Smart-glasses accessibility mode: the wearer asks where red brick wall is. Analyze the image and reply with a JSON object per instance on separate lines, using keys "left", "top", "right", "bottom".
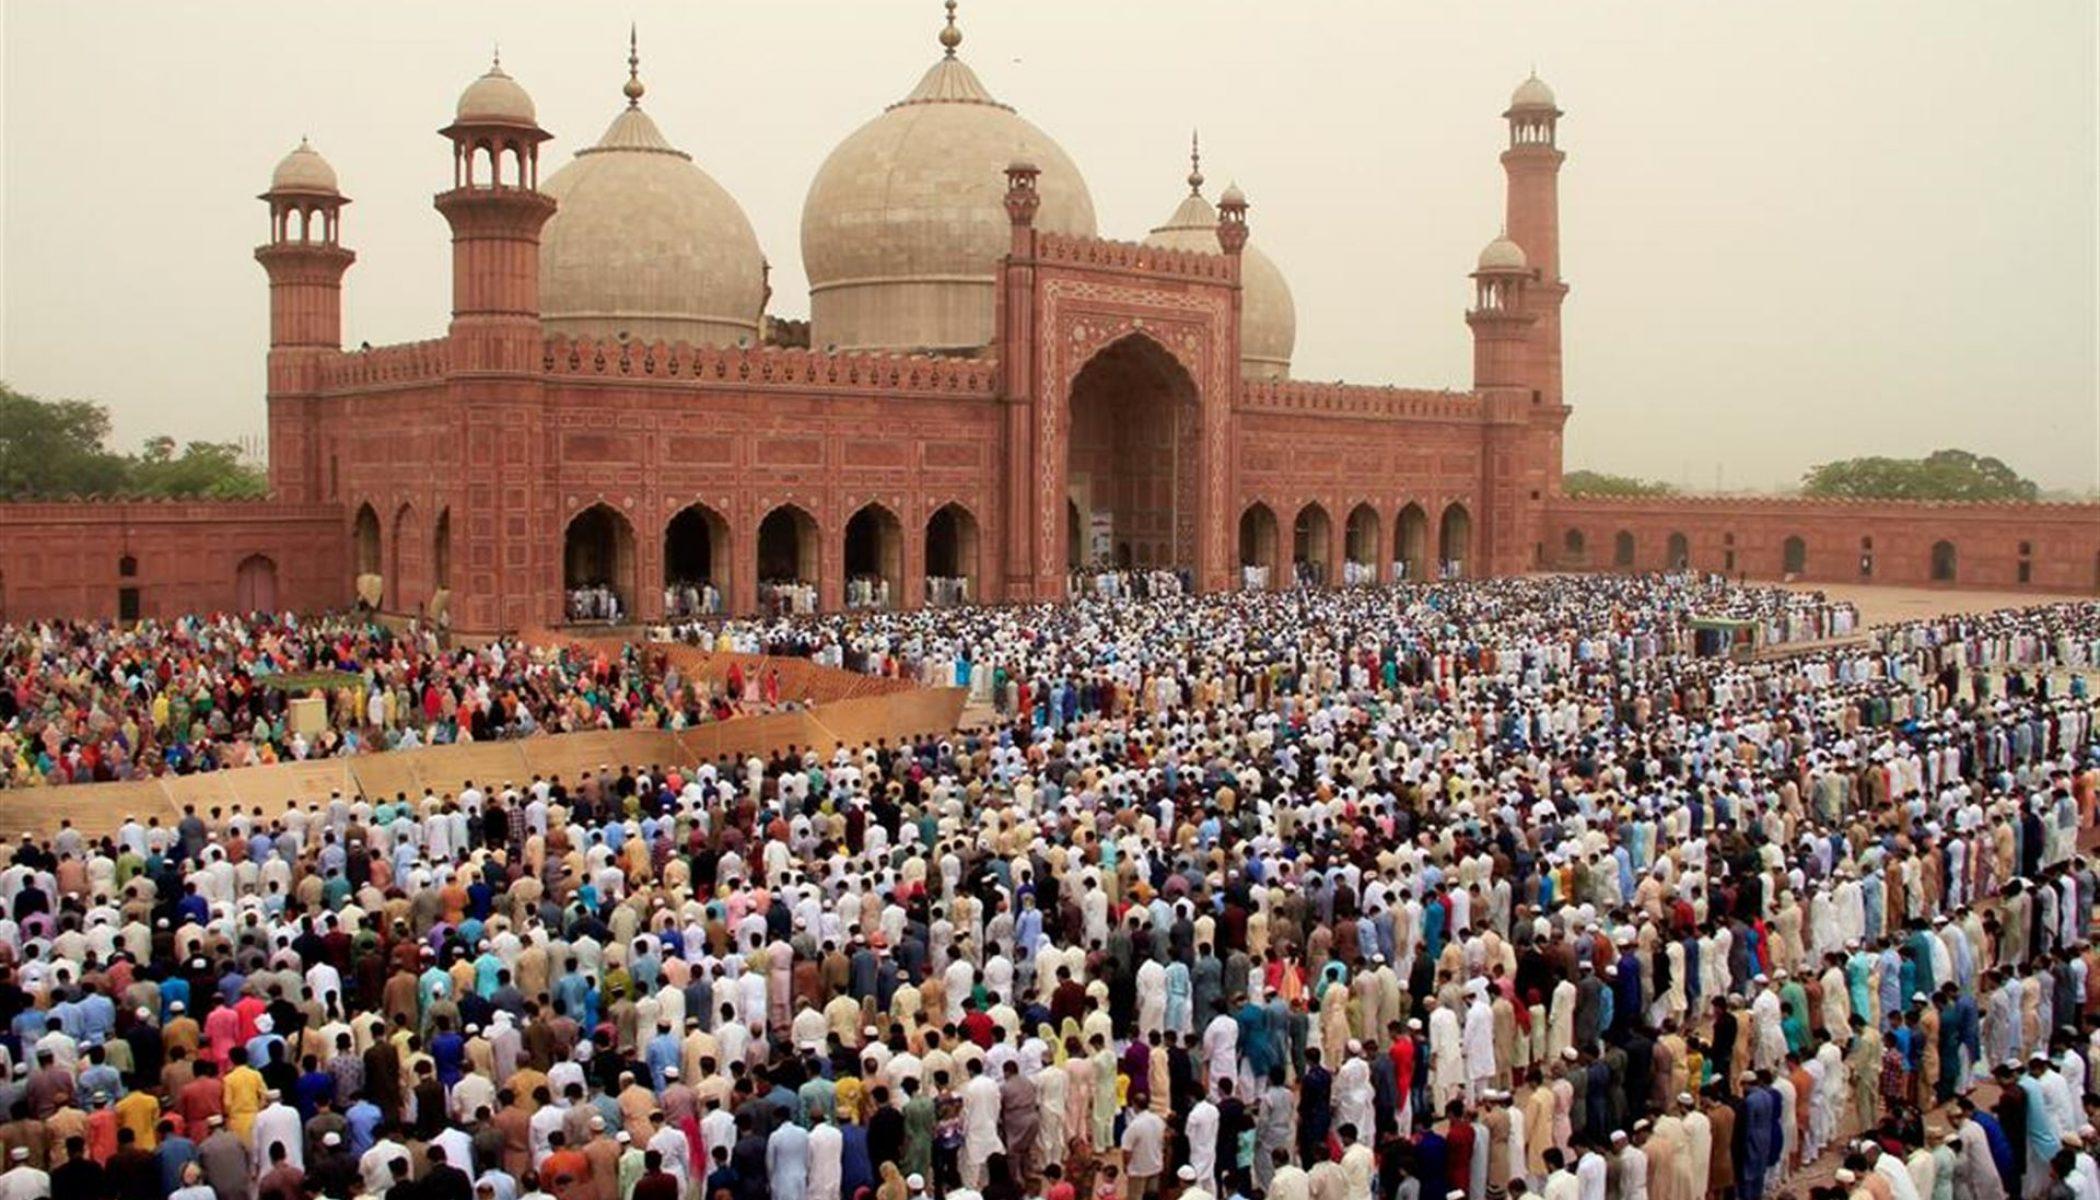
{"left": 1544, "top": 496, "right": 2100, "bottom": 592}
{"left": 0, "top": 501, "right": 344, "bottom": 622}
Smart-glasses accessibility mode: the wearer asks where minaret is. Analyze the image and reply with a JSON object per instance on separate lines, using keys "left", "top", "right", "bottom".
{"left": 1465, "top": 231, "right": 1537, "bottom": 389}
{"left": 998, "top": 157, "right": 1041, "bottom": 602}
{"left": 1501, "top": 73, "right": 1566, "bottom": 406}
{"left": 434, "top": 55, "right": 556, "bottom": 373}
{"left": 256, "top": 139, "right": 354, "bottom": 502}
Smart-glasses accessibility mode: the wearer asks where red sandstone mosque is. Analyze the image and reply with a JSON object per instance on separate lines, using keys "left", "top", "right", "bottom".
{"left": 1, "top": 8, "right": 2094, "bottom": 628}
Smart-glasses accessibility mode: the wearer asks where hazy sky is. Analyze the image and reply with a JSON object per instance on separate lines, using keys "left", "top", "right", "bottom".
{"left": 3, "top": 1, "right": 2094, "bottom": 491}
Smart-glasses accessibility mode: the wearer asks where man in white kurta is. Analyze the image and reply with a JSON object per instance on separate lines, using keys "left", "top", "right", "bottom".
{"left": 1430, "top": 1000, "right": 1466, "bottom": 1110}
{"left": 807, "top": 1120, "right": 842, "bottom": 1200}
{"left": 961, "top": 1062, "right": 1004, "bottom": 1188}
{"left": 1463, "top": 983, "right": 1498, "bottom": 1103}
{"left": 1204, "top": 1012, "right": 1240, "bottom": 1097}
{"left": 250, "top": 1093, "right": 304, "bottom": 1172}
{"left": 1185, "top": 1095, "right": 1221, "bottom": 1197}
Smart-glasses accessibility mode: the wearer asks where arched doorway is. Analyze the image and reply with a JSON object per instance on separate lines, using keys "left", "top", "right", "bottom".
{"left": 925, "top": 503, "right": 980, "bottom": 607}
{"left": 389, "top": 503, "right": 423, "bottom": 613}
{"left": 1562, "top": 528, "right": 1587, "bottom": 566}
{"left": 431, "top": 509, "right": 452, "bottom": 592}
{"left": 352, "top": 503, "right": 381, "bottom": 606}
{"left": 1667, "top": 532, "right": 1690, "bottom": 570}
{"left": 1293, "top": 503, "right": 1333, "bottom": 587}
{"left": 1614, "top": 530, "right": 1636, "bottom": 569}
{"left": 1930, "top": 540, "right": 1957, "bottom": 582}
{"left": 563, "top": 503, "right": 637, "bottom": 623}
{"left": 1395, "top": 503, "right": 1429, "bottom": 581}
{"left": 843, "top": 503, "right": 903, "bottom": 609}
{"left": 1782, "top": 535, "right": 1807, "bottom": 576}
{"left": 757, "top": 505, "right": 819, "bottom": 614}
{"left": 1438, "top": 503, "right": 1472, "bottom": 579}
{"left": 1066, "top": 334, "right": 1200, "bottom": 577}
{"left": 1344, "top": 504, "right": 1382, "bottom": 585}
{"left": 1065, "top": 499, "right": 1085, "bottom": 571}
{"left": 235, "top": 555, "right": 278, "bottom": 614}
{"left": 664, "top": 504, "right": 728, "bottom": 618}
{"left": 1238, "top": 503, "right": 1280, "bottom": 589}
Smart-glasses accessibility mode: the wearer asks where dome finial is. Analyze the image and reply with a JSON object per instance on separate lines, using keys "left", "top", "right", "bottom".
{"left": 491, "top": 42, "right": 501, "bottom": 71}
{"left": 1187, "top": 129, "right": 1204, "bottom": 196}
{"left": 939, "top": 0, "right": 962, "bottom": 57}
{"left": 624, "top": 23, "right": 645, "bottom": 107}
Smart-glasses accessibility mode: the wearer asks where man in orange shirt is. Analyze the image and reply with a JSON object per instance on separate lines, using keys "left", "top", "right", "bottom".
{"left": 539, "top": 1130, "right": 593, "bottom": 1200}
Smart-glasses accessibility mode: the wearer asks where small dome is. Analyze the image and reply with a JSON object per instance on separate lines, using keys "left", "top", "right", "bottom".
{"left": 1476, "top": 233, "right": 1528, "bottom": 272}
{"left": 1145, "top": 184, "right": 1295, "bottom": 380}
{"left": 456, "top": 61, "right": 537, "bottom": 126}
{"left": 801, "top": 9, "right": 1096, "bottom": 352}
{"left": 540, "top": 76, "right": 767, "bottom": 348}
{"left": 1510, "top": 73, "right": 1557, "bottom": 111}
{"left": 270, "top": 138, "right": 338, "bottom": 194}
{"left": 1219, "top": 182, "right": 1247, "bottom": 208}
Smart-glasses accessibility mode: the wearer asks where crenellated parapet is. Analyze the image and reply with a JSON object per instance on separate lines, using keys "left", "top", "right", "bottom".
{"left": 318, "top": 339, "right": 451, "bottom": 393}
{"left": 1034, "top": 232, "right": 1235, "bottom": 282}
{"left": 540, "top": 336, "right": 1002, "bottom": 397}
{"left": 1240, "top": 379, "right": 1482, "bottom": 423}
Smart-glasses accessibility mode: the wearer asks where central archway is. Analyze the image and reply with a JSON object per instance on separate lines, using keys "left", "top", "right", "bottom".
{"left": 664, "top": 504, "right": 728, "bottom": 617}
{"left": 235, "top": 555, "right": 278, "bottom": 614}
{"left": 757, "top": 505, "right": 819, "bottom": 614}
{"left": 843, "top": 503, "right": 903, "bottom": 610}
{"left": 1066, "top": 334, "right": 1200, "bottom": 575}
{"left": 564, "top": 503, "right": 636, "bottom": 623}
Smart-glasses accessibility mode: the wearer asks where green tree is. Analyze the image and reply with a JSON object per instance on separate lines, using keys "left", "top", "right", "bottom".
{"left": 127, "top": 437, "right": 268, "bottom": 499}
{"left": 0, "top": 385, "right": 130, "bottom": 497}
{"left": 0, "top": 382, "right": 266, "bottom": 499}
{"left": 1562, "top": 469, "right": 1678, "bottom": 497}
{"left": 1800, "top": 449, "right": 2038, "bottom": 502}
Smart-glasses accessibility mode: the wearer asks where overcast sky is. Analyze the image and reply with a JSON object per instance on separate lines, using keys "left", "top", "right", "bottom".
{"left": 2, "top": 1, "right": 2094, "bottom": 492}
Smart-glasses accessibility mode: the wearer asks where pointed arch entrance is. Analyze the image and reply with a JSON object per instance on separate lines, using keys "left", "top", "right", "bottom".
{"left": 843, "top": 503, "right": 903, "bottom": 610}
{"left": 1667, "top": 532, "right": 1690, "bottom": 570}
{"left": 757, "top": 505, "right": 819, "bottom": 614}
{"left": 352, "top": 503, "right": 381, "bottom": 606}
{"left": 1237, "top": 503, "right": 1281, "bottom": 589}
{"left": 1438, "top": 503, "right": 1472, "bottom": 579}
{"left": 1065, "top": 333, "right": 1201, "bottom": 577}
{"left": 235, "top": 555, "right": 279, "bottom": 614}
{"left": 925, "top": 503, "right": 980, "bottom": 607}
{"left": 563, "top": 503, "right": 636, "bottom": 623}
{"left": 1343, "top": 504, "right": 1382, "bottom": 585}
{"left": 1395, "top": 503, "right": 1429, "bottom": 581}
{"left": 1293, "top": 503, "right": 1333, "bottom": 587}
{"left": 389, "top": 503, "right": 423, "bottom": 613}
{"left": 664, "top": 504, "right": 729, "bottom": 617}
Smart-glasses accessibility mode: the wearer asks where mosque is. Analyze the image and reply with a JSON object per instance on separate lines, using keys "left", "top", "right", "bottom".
{"left": 0, "top": 6, "right": 2091, "bottom": 628}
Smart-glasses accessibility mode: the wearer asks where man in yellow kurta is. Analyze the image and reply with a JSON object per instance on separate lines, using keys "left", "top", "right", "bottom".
{"left": 221, "top": 1053, "right": 266, "bottom": 1139}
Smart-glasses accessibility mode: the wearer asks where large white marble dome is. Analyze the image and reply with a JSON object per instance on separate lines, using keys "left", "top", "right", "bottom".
{"left": 538, "top": 61, "right": 767, "bottom": 347}
{"left": 800, "top": 10, "right": 1096, "bottom": 353}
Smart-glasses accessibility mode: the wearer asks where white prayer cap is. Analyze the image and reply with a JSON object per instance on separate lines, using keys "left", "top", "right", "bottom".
{"left": 1676, "top": 1093, "right": 1693, "bottom": 1105}
{"left": 1610, "top": 1131, "right": 1628, "bottom": 1144}
{"left": 1561, "top": 1047, "right": 1579, "bottom": 1061}
{"left": 907, "top": 1176, "right": 926, "bottom": 1191}
{"left": 1835, "top": 1171, "right": 1857, "bottom": 1184}
{"left": 324, "top": 1133, "right": 342, "bottom": 1147}
{"left": 1179, "top": 1168, "right": 1198, "bottom": 1182}
{"left": 616, "top": 1132, "right": 631, "bottom": 1144}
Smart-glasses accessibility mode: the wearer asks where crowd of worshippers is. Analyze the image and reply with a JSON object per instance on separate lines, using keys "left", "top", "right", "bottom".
{"left": 0, "top": 579, "right": 2093, "bottom": 1200}
{"left": 0, "top": 614, "right": 782, "bottom": 789}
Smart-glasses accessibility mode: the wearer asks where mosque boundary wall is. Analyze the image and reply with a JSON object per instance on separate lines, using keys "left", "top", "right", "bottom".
{"left": 1544, "top": 495, "right": 2100, "bottom": 593}
{"left": 1, "top": 685, "right": 967, "bottom": 839}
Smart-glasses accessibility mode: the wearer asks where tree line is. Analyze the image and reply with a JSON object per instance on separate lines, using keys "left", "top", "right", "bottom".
{"left": 1564, "top": 448, "right": 2041, "bottom": 502}
{"left": 0, "top": 383, "right": 266, "bottom": 500}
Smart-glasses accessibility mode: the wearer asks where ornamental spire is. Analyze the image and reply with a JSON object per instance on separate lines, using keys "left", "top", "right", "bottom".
{"left": 1188, "top": 129, "right": 1204, "bottom": 196}
{"left": 939, "top": 0, "right": 961, "bottom": 57}
{"left": 624, "top": 23, "right": 645, "bottom": 107}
